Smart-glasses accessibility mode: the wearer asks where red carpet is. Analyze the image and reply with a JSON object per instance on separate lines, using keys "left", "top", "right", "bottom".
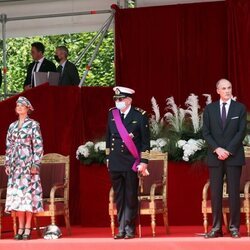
{"left": 1, "top": 226, "right": 250, "bottom": 250}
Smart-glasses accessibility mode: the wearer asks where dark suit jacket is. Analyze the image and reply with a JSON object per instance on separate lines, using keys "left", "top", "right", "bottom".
{"left": 202, "top": 100, "right": 247, "bottom": 166}
{"left": 57, "top": 60, "right": 80, "bottom": 86}
{"left": 23, "top": 58, "right": 56, "bottom": 87}
{"left": 106, "top": 106, "right": 150, "bottom": 172}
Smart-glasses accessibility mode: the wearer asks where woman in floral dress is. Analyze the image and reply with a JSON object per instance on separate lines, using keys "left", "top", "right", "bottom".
{"left": 5, "top": 96, "right": 43, "bottom": 240}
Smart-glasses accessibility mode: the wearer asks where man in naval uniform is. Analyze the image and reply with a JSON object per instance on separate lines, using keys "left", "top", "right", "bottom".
{"left": 106, "top": 86, "right": 150, "bottom": 239}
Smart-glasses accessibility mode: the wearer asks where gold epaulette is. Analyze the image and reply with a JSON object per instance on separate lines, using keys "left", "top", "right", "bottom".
{"left": 135, "top": 107, "right": 146, "bottom": 115}
{"left": 109, "top": 107, "right": 116, "bottom": 111}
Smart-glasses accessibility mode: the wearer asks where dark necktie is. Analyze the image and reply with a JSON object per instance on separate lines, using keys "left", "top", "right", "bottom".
{"left": 221, "top": 102, "right": 227, "bottom": 128}
{"left": 121, "top": 113, "right": 125, "bottom": 122}
{"left": 57, "top": 65, "right": 63, "bottom": 74}
{"left": 33, "top": 61, "right": 39, "bottom": 72}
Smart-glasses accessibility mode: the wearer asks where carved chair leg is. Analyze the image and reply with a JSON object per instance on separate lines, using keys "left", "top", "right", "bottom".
{"left": 33, "top": 216, "right": 41, "bottom": 237}
{"left": 203, "top": 212, "right": 208, "bottom": 234}
{"left": 151, "top": 213, "right": 156, "bottom": 237}
{"left": 163, "top": 210, "right": 169, "bottom": 234}
{"left": 64, "top": 207, "right": 71, "bottom": 235}
{"left": 223, "top": 213, "right": 229, "bottom": 232}
{"left": 51, "top": 212, "right": 56, "bottom": 226}
{"left": 246, "top": 211, "right": 250, "bottom": 237}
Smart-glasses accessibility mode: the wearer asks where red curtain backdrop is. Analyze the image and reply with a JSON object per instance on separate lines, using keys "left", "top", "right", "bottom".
{"left": 114, "top": 2, "right": 228, "bottom": 111}
{"left": 227, "top": 0, "right": 250, "bottom": 107}
{"left": 1, "top": 0, "right": 250, "bottom": 228}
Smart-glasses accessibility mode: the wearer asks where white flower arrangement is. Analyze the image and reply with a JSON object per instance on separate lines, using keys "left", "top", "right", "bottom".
{"left": 76, "top": 141, "right": 106, "bottom": 164}
{"left": 177, "top": 139, "right": 206, "bottom": 162}
{"left": 150, "top": 138, "right": 168, "bottom": 152}
{"left": 76, "top": 92, "right": 250, "bottom": 165}
{"left": 94, "top": 141, "right": 106, "bottom": 152}
{"left": 76, "top": 141, "right": 94, "bottom": 159}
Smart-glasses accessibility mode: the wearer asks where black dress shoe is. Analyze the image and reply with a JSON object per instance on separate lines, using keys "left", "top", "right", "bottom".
{"left": 114, "top": 233, "right": 125, "bottom": 239}
{"left": 124, "top": 233, "right": 135, "bottom": 239}
{"left": 230, "top": 230, "right": 240, "bottom": 238}
{"left": 204, "top": 230, "right": 223, "bottom": 239}
{"left": 22, "top": 228, "right": 32, "bottom": 240}
{"left": 14, "top": 228, "right": 24, "bottom": 240}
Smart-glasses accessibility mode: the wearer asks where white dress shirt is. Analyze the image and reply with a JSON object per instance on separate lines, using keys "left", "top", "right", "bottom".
{"left": 121, "top": 105, "right": 131, "bottom": 119}
{"left": 32, "top": 57, "right": 44, "bottom": 73}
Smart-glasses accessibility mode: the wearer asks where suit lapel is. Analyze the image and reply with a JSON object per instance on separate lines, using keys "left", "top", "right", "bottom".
{"left": 224, "top": 100, "right": 236, "bottom": 130}
{"left": 39, "top": 59, "right": 45, "bottom": 72}
{"left": 215, "top": 101, "right": 223, "bottom": 129}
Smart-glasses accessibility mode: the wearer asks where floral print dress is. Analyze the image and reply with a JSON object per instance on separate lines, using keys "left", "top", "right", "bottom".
{"left": 5, "top": 117, "right": 44, "bottom": 213}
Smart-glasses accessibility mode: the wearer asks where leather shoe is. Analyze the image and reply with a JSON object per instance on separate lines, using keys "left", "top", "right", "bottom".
{"left": 204, "top": 230, "right": 223, "bottom": 239}
{"left": 124, "top": 233, "right": 135, "bottom": 239}
{"left": 230, "top": 230, "right": 240, "bottom": 238}
{"left": 114, "top": 233, "right": 125, "bottom": 239}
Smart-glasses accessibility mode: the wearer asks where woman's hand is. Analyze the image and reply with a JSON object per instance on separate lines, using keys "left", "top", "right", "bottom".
{"left": 5, "top": 166, "right": 10, "bottom": 176}
{"left": 31, "top": 166, "right": 39, "bottom": 175}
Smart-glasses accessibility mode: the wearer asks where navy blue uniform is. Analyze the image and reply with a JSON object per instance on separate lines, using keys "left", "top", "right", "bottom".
{"left": 106, "top": 106, "right": 150, "bottom": 235}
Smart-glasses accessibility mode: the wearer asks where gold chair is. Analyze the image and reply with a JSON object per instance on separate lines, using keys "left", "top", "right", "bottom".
{"left": 12, "top": 153, "right": 71, "bottom": 236}
{"left": 202, "top": 146, "right": 250, "bottom": 235}
{"left": 109, "top": 151, "right": 169, "bottom": 237}
{"left": 0, "top": 155, "right": 8, "bottom": 239}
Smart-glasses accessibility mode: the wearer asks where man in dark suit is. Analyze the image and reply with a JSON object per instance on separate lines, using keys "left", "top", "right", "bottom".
{"left": 202, "top": 79, "right": 247, "bottom": 238}
{"left": 106, "top": 86, "right": 150, "bottom": 239}
{"left": 54, "top": 46, "right": 80, "bottom": 86}
{"left": 23, "top": 42, "right": 56, "bottom": 90}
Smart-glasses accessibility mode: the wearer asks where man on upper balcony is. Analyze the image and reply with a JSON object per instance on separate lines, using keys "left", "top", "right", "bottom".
{"left": 54, "top": 46, "right": 80, "bottom": 86}
{"left": 23, "top": 42, "right": 56, "bottom": 91}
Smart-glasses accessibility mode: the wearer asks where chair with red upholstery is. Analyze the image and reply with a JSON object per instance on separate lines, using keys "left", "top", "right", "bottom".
{"left": 31, "top": 153, "right": 71, "bottom": 235}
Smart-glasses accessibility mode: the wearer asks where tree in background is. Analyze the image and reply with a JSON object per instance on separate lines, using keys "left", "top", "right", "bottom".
{"left": 0, "top": 30, "right": 114, "bottom": 95}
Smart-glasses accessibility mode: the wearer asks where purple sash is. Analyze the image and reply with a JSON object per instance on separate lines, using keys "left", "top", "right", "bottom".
{"left": 112, "top": 109, "right": 140, "bottom": 172}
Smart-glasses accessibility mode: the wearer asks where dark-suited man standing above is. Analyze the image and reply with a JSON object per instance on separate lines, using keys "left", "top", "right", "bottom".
{"left": 23, "top": 42, "right": 56, "bottom": 90}
{"left": 202, "top": 79, "right": 247, "bottom": 239}
{"left": 54, "top": 46, "right": 80, "bottom": 86}
{"left": 106, "top": 86, "right": 150, "bottom": 239}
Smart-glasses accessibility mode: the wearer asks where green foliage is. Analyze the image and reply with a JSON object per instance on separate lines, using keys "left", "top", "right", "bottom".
{"left": 0, "top": 31, "right": 115, "bottom": 95}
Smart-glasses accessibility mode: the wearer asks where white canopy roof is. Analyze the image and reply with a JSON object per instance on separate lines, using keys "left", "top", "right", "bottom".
{"left": 0, "top": 0, "right": 224, "bottom": 38}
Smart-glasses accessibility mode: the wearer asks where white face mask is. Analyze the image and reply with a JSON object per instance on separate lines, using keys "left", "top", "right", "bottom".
{"left": 115, "top": 101, "right": 126, "bottom": 110}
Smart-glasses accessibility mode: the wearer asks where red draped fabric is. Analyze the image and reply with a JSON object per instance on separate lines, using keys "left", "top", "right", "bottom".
{"left": 1, "top": 0, "right": 250, "bottom": 228}
{"left": 114, "top": 2, "right": 228, "bottom": 111}
{"left": 114, "top": 1, "right": 250, "bottom": 110}
{"left": 227, "top": 0, "right": 250, "bottom": 107}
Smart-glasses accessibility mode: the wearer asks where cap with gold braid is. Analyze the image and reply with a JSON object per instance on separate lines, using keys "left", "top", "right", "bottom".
{"left": 113, "top": 86, "right": 135, "bottom": 99}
